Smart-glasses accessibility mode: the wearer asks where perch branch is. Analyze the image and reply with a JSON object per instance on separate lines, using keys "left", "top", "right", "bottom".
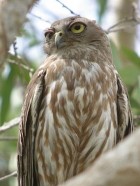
{"left": 1, "top": 127, "right": 140, "bottom": 184}
{"left": 59, "top": 128, "right": 140, "bottom": 186}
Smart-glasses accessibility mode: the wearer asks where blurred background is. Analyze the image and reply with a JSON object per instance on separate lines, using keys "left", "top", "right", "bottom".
{"left": 0, "top": 0, "right": 140, "bottom": 185}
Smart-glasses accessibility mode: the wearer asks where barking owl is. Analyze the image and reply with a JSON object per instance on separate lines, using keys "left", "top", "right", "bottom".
{"left": 17, "top": 16, "right": 133, "bottom": 186}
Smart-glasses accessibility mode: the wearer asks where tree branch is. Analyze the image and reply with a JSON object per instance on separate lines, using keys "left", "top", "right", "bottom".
{"left": 106, "top": 2, "right": 140, "bottom": 34}
{"left": 59, "top": 128, "right": 140, "bottom": 186}
{"left": 0, "top": 0, "right": 38, "bottom": 68}
{"left": 1, "top": 124, "right": 140, "bottom": 184}
{"left": 0, "top": 171, "right": 17, "bottom": 182}
{"left": 8, "top": 56, "right": 34, "bottom": 74}
{"left": 30, "top": 12, "right": 51, "bottom": 23}
{"left": 0, "top": 117, "right": 20, "bottom": 134}
{"left": 56, "top": 0, "right": 79, "bottom": 16}
{"left": 0, "top": 137, "right": 18, "bottom": 141}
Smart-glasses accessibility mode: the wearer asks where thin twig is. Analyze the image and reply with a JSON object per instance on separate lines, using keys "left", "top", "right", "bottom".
{"left": 56, "top": 0, "right": 79, "bottom": 16}
{"left": 0, "top": 117, "right": 20, "bottom": 134}
{"left": 30, "top": 12, "right": 51, "bottom": 23}
{"left": 106, "top": 2, "right": 140, "bottom": 34}
{"left": 0, "top": 137, "right": 18, "bottom": 141}
{"left": 0, "top": 171, "right": 17, "bottom": 182}
{"left": 8, "top": 57, "right": 34, "bottom": 74}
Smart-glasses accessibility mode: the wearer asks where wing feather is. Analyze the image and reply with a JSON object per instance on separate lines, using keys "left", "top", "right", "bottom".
{"left": 117, "top": 75, "right": 133, "bottom": 142}
{"left": 17, "top": 68, "right": 46, "bottom": 186}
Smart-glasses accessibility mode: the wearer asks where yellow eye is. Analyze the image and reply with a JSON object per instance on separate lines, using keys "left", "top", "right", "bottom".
{"left": 70, "top": 23, "right": 85, "bottom": 34}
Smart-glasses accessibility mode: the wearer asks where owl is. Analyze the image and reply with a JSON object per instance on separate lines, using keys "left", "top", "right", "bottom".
{"left": 17, "top": 16, "right": 133, "bottom": 186}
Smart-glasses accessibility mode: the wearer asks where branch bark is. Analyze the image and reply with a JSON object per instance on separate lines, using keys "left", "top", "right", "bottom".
{"left": 59, "top": 128, "right": 140, "bottom": 186}
{"left": 0, "top": 0, "right": 38, "bottom": 68}
{"left": 0, "top": 117, "right": 20, "bottom": 134}
{"left": 0, "top": 171, "right": 17, "bottom": 182}
{"left": 106, "top": 2, "right": 140, "bottom": 34}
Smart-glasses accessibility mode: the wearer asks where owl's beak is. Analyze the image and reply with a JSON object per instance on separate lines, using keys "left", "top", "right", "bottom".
{"left": 55, "top": 31, "right": 65, "bottom": 49}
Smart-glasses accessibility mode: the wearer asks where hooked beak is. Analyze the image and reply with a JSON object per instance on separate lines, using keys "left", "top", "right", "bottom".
{"left": 55, "top": 30, "right": 65, "bottom": 49}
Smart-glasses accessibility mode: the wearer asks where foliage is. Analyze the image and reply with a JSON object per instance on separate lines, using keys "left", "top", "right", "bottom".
{"left": 112, "top": 43, "right": 140, "bottom": 115}
{"left": 96, "top": 0, "right": 108, "bottom": 23}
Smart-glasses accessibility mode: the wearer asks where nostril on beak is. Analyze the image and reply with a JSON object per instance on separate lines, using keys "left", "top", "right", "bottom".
{"left": 55, "top": 31, "right": 64, "bottom": 49}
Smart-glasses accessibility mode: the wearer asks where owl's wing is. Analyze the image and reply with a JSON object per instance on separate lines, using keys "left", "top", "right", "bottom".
{"left": 17, "top": 68, "right": 46, "bottom": 186}
{"left": 116, "top": 75, "right": 133, "bottom": 142}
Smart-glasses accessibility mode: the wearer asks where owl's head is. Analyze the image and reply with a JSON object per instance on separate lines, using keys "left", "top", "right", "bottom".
{"left": 44, "top": 16, "right": 111, "bottom": 59}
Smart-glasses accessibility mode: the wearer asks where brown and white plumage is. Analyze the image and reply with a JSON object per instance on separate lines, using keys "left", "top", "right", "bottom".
{"left": 17, "top": 16, "right": 133, "bottom": 186}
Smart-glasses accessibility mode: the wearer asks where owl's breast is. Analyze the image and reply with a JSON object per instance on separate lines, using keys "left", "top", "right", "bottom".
{"left": 44, "top": 58, "right": 114, "bottom": 121}
{"left": 35, "top": 58, "right": 117, "bottom": 183}
{"left": 39, "top": 57, "right": 117, "bottom": 133}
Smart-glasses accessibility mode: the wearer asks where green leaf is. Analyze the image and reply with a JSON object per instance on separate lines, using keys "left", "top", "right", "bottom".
{"left": 96, "top": 0, "right": 108, "bottom": 23}
{"left": 0, "top": 64, "right": 16, "bottom": 124}
{"left": 132, "top": 80, "right": 140, "bottom": 105}
{"left": 122, "top": 47, "right": 140, "bottom": 68}
{"left": 8, "top": 53, "right": 35, "bottom": 83}
{"left": 131, "top": 97, "right": 140, "bottom": 115}
{"left": 119, "top": 65, "right": 140, "bottom": 86}
{"left": 0, "top": 55, "right": 34, "bottom": 124}
{"left": 110, "top": 41, "right": 123, "bottom": 70}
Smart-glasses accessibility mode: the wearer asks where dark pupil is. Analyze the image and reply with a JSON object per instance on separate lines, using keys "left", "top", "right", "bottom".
{"left": 74, "top": 25, "right": 81, "bottom": 30}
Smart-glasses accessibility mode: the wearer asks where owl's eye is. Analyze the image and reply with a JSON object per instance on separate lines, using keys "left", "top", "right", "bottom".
{"left": 70, "top": 23, "right": 86, "bottom": 34}
{"left": 44, "top": 28, "right": 55, "bottom": 39}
